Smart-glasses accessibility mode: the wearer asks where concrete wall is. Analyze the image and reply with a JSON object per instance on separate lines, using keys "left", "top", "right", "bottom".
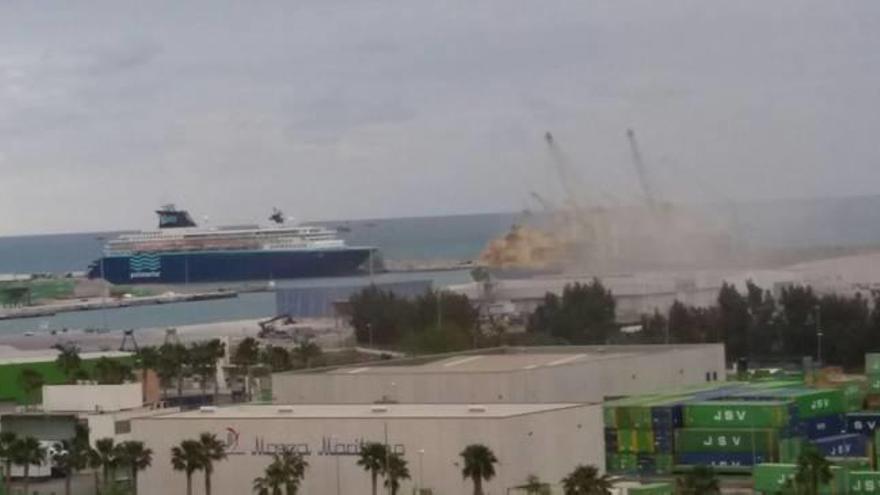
{"left": 273, "top": 345, "right": 725, "bottom": 404}
{"left": 132, "top": 404, "right": 601, "bottom": 495}
{"left": 43, "top": 383, "right": 142, "bottom": 412}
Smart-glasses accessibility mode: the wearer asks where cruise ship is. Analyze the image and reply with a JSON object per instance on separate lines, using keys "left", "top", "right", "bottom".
{"left": 88, "top": 205, "right": 380, "bottom": 284}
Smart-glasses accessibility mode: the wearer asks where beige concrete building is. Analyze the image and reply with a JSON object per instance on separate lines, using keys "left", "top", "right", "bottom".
{"left": 133, "top": 403, "right": 601, "bottom": 495}
{"left": 273, "top": 344, "right": 725, "bottom": 404}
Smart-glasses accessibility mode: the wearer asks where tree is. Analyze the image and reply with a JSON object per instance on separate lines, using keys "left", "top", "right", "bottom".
{"left": 561, "top": 465, "right": 611, "bottom": 495}
{"left": 171, "top": 439, "right": 204, "bottom": 495}
{"left": 517, "top": 474, "right": 552, "bottom": 495}
{"left": 293, "top": 341, "right": 322, "bottom": 369}
{"left": 94, "top": 438, "right": 119, "bottom": 491}
{"left": 460, "top": 444, "right": 498, "bottom": 495}
{"left": 527, "top": 280, "right": 616, "bottom": 344}
{"left": 357, "top": 442, "right": 388, "bottom": 495}
{"left": 157, "top": 343, "right": 189, "bottom": 398}
{"left": 675, "top": 465, "right": 720, "bottom": 495}
{"left": 189, "top": 340, "right": 224, "bottom": 397}
{"left": 261, "top": 345, "right": 293, "bottom": 372}
{"left": 384, "top": 452, "right": 410, "bottom": 495}
{"left": 232, "top": 338, "right": 261, "bottom": 400}
{"left": 115, "top": 440, "right": 153, "bottom": 495}
{"left": 349, "top": 286, "right": 413, "bottom": 345}
{"left": 718, "top": 282, "right": 750, "bottom": 360}
{"left": 93, "top": 357, "right": 134, "bottom": 385}
{"left": 18, "top": 367, "right": 44, "bottom": 406}
{"left": 0, "top": 431, "right": 17, "bottom": 495}
{"left": 793, "top": 445, "right": 833, "bottom": 495}
{"left": 52, "top": 424, "right": 91, "bottom": 495}
{"left": 253, "top": 450, "right": 307, "bottom": 495}
{"left": 12, "top": 436, "right": 46, "bottom": 495}
{"left": 54, "top": 342, "right": 86, "bottom": 383}
{"left": 199, "top": 432, "right": 227, "bottom": 495}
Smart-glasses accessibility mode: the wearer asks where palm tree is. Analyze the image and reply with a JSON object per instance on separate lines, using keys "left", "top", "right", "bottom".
{"left": 279, "top": 450, "right": 308, "bottom": 495}
{"left": 115, "top": 440, "right": 153, "bottom": 495}
{"left": 676, "top": 465, "right": 721, "bottom": 495}
{"left": 460, "top": 444, "right": 498, "bottom": 495}
{"left": 12, "top": 436, "right": 46, "bottom": 495}
{"left": 254, "top": 450, "right": 308, "bottom": 495}
{"left": 793, "top": 445, "right": 833, "bottom": 495}
{"left": 357, "top": 442, "right": 388, "bottom": 495}
{"left": 171, "top": 439, "right": 204, "bottom": 495}
{"left": 0, "top": 431, "right": 17, "bottom": 495}
{"left": 253, "top": 457, "right": 285, "bottom": 495}
{"left": 561, "top": 465, "right": 612, "bottom": 495}
{"left": 384, "top": 453, "right": 410, "bottom": 495}
{"left": 199, "top": 432, "right": 227, "bottom": 495}
{"left": 54, "top": 342, "right": 85, "bottom": 383}
{"left": 517, "top": 474, "right": 552, "bottom": 495}
{"left": 53, "top": 425, "right": 92, "bottom": 495}
{"left": 94, "top": 438, "right": 119, "bottom": 491}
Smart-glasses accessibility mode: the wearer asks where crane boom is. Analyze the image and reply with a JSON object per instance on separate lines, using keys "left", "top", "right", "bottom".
{"left": 626, "top": 128, "right": 658, "bottom": 209}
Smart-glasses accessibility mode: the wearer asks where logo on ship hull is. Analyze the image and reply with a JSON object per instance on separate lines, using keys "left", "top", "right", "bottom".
{"left": 129, "top": 253, "right": 161, "bottom": 279}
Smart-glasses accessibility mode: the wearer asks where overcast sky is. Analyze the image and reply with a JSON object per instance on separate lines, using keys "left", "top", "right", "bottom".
{"left": 1, "top": 0, "right": 878, "bottom": 234}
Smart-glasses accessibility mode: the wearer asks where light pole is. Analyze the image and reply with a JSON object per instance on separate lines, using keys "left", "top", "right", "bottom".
{"left": 417, "top": 449, "right": 425, "bottom": 494}
{"left": 96, "top": 236, "right": 108, "bottom": 331}
{"left": 815, "top": 304, "right": 823, "bottom": 366}
{"left": 331, "top": 435, "right": 341, "bottom": 495}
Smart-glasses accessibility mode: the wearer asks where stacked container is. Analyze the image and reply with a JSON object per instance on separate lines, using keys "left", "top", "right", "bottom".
{"left": 604, "top": 395, "right": 679, "bottom": 475}
{"left": 866, "top": 353, "right": 880, "bottom": 410}
{"left": 752, "top": 463, "right": 847, "bottom": 494}
{"left": 676, "top": 400, "right": 795, "bottom": 470}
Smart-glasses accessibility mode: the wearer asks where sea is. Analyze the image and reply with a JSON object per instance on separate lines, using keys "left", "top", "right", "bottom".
{"left": 2, "top": 195, "right": 880, "bottom": 336}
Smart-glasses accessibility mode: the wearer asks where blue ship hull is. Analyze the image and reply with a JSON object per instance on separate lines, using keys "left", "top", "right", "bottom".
{"left": 88, "top": 248, "right": 376, "bottom": 284}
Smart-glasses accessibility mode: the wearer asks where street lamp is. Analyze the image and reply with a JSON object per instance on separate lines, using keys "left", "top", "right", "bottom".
{"left": 330, "top": 435, "right": 341, "bottom": 495}
{"left": 815, "top": 304, "right": 823, "bottom": 366}
{"left": 417, "top": 449, "right": 425, "bottom": 494}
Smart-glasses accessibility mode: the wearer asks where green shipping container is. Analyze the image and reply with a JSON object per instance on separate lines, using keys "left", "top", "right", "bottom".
{"left": 617, "top": 429, "right": 655, "bottom": 454}
{"left": 867, "top": 353, "right": 880, "bottom": 375}
{"left": 842, "top": 382, "right": 867, "bottom": 411}
{"left": 766, "top": 388, "right": 847, "bottom": 419}
{"left": 627, "top": 483, "right": 673, "bottom": 495}
{"left": 779, "top": 437, "right": 804, "bottom": 464}
{"left": 868, "top": 375, "right": 880, "bottom": 393}
{"left": 674, "top": 428, "right": 779, "bottom": 453}
{"left": 753, "top": 463, "right": 846, "bottom": 494}
{"left": 683, "top": 401, "right": 792, "bottom": 428}
{"left": 830, "top": 457, "right": 872, "bottom": 471}
{"left": 848, "top": 470, "right": 880, "bottom": 493}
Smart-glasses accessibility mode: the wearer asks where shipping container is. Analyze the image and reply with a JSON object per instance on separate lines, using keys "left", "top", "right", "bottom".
{"left": 848, "top": 412, "right": 880, "bottom": 436}
{"left": 617, "top": 429, "right": 655, "bottom": 454}
{"left": 779, "top": 437, "right": 804, "bottom": 464}
{"left": 866, "top": 353, "right": 880, "bottom": 375}
{"left": 626, "top": 483, "right": 673, "bottom": 495}
{"left": 829, "top": 457, "right": 872, "bottom": 471}
{"left": 753, "top": 463, "right": 846, "bottom": 495}
{"left": 847, "top": 470, "right": 880, "bottom": 493}
{"left": 812, "top": 433, "right": 869, "bottom": 458}
{"left": 674, "top": 428, "right": 779, "bottom": 453}
{"left": 675, "top": 451, "right": 770, "bottom": 467}
{"left": 801, "top": 414, "right": 847, "bottom": 440}
{"left": 739, "top": 387, "right": 846, "bottom": 419}
{"left": 683, "top": 401, "right": 794, "bottom": 428}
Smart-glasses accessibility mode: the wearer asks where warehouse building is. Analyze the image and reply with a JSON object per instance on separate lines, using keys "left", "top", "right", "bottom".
{"left": 132, "top": 402, "right": 600, "bottom": 495}
{"left": 273, "top": 344, "right": 725, "bottom": 404}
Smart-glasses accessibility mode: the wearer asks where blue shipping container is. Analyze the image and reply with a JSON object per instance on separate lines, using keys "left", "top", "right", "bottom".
{"left": 676, "top": 452, "right": 769, "bottom": 467}
{"left": 811, "top": 433, "right": 868, "bottom": 457}
{"left": 605, "top": 428, "right": 618, "bottom": 450}
{"left": 651, "top": 405, "right": 684, "bottom": 428}
{"left": 801, "top": 414, "right": 847, "bottom": 440}
{"left": 847, "top": 412, "right": 880, "bottom": 436}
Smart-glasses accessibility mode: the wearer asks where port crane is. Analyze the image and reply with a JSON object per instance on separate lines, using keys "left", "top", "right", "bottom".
{"left": 626, "top": 128, "right": 660, "bottom": 210}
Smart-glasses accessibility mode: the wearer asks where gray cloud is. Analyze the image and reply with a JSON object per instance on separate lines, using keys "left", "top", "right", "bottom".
{"left": 0, "top": 0, "right": 879, "bottom": 234}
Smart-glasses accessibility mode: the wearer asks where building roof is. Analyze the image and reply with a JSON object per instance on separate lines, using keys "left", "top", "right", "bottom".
{"left": 281, "top": 344, "right": 721, "bottom": 376}
{"left": 138, "top": 403, "right": 592, "bottom": 420}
